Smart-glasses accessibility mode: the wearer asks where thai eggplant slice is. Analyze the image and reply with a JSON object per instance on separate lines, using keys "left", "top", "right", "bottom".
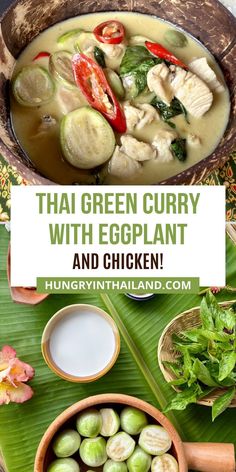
{"left": 60, "top": 107, "right": 115, "bottom": 169}
{"left": 13, "top": 65, "right": 55, "bottom": 107}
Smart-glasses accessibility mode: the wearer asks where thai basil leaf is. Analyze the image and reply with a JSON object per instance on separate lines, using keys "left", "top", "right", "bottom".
{"left": 162, "top": 360, "right": 183, "bottom": 378}
{"left": 218, "top": 351, "right": 236, "bottom": 382}
{"left": 206, "top": 291, "right": 222, "bottom": 320}
{"left": 183, "top": 349, "right": 192, "bottom": 378}
{"left": 173, "top": 334, "right": 206, "bottom": 354}
{"left": 94, "top": 46, "right": 106, "bottom": 68}
{"left": 198, "top": 387, "right": 215, "bottom": 400}
{"left": 169, "top": 378, "right": 188, "bottom": 386}
{"left": 151, "top": 96, "right": 189, "bottom": 128}
{"left": 194, "top": 359, "right": 219, "bottom": 387}
{"left": 215, "top": 309, "right": 235, "bottom": 333}
{"left": 206, "top": 360, "right": 236, "bottom": 386}
{"left": 172, "top": 333, "right": 189, "bottom": 344}
{"left": 197, "top": 328, "right": 231, "bottom": 343}
{"left": 200, "top": 296, "right": 215, "bottom": 330}
{"left": 163, "top": 384, "right": 201, "bottom": 412}
{"left": 186, "top": 343, "right": 207, "bottom": 355}
{"left": 165, "top": 120, "right": 176, "bottom": 129}
{"left": 120, "top": 45, "right": 160, "bottom": 75}
{"left": 218, "top": 376, "right": 236, "bottom": 387}
{"left": 181, "top": 329, "right": 208, "bottom": 349}
{"left": 212, "top": 387, "right": 235, "bottom": 421}
{"left": 151, "top": 97, "right": 185, "bottom": 128}
{"left": 170, "top": 138, "right": 187, "bottom": 162}
{"left": 187, "top": 359, "right": 198, "bottom": 386}
{"left": 120, "top": 46, "right": 161, "bottom": 96}
{"left": 180, "top": 329, "right": 202, "bottom": 342}
{"left": 132, "top": 60, "right": 158, "bottom": 95}
{"left": 178, "top": 100, "right": 189, "bottom": 124}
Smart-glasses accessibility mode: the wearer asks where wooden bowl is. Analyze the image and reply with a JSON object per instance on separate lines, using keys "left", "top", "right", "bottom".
{"left": 0, "top": 0, "right": 236, "bottom": 185}
{"left": 158, "top": 300, "right": 236, "bottom": 407}
{"left": 34, "top": 393, "right": 235, "bottom": 472}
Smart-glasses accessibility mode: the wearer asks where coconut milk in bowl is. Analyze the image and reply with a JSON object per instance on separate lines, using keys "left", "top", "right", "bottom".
{"left": 42, "top": 304, "right": 120, "bottom": 382}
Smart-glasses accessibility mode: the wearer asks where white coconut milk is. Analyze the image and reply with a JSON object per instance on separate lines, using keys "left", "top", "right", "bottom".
{"left": 49, "top": 309, "right": 116, "bottom": 377}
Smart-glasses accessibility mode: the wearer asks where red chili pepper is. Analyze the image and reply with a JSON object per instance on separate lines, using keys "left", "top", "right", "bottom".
{"left": 145, "top": 41, "right": 188, "bottom": 70}
{"left": 93, "top": 20, "right": 125, "bottom": 44}
{"left": 33, "top": 51, "right": 50, "bottom": 61}
{"left": 72, "top": 53, "right": 126, "bottom": 133}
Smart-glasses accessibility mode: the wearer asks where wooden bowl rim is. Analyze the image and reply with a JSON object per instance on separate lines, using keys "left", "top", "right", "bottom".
{"left": 34, "top": 393, "right": 187, "bottom": 472}
{"left": 158, "top": 299, "right": 236, "bottom": 407}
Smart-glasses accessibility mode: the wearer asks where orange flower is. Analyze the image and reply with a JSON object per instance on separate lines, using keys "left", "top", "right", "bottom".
{"left": 0, "top": 346, "right": 34, "bottom": 405}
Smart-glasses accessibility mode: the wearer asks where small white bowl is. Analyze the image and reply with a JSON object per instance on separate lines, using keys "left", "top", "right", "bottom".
{"left": 41, "top": 304, "right": 120, "bottom": 383}
{"left": 126, "top": 293, "right": 155, "bottom": 301}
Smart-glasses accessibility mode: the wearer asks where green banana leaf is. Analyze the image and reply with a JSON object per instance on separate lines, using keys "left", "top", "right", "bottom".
{"left": 0, "top": 224, "right": 235, "bottom": 472}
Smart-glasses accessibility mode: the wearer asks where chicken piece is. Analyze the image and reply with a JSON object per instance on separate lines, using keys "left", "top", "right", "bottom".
{"left": 147, "top": 63, "right": 174, "bottom": 105}
{"left": 169, "top": 66, "right": 213, "bottom": 118}
{"left": 108, "top": 145, "right": 142, "bottom": 178}
{"left": 120, "top": 135, "right": 157, "bottom": 161}
{"left": 57, "top": 87, "right": 87, "bottom": 115}
{"left": 100, "top": 42, "right": 126, "bottom": 58}
{"left": 152, "top": 129, "right": 178, "bottom": 163}
{"left": 189, "top": 57, "right": 224, "bottom": 93}
{"left": 123, "top": 102, "right": 145, "bottom": 132}
{"left": 99, "top": 42, "right": 126, "bottom": 70}
{"left": 136, "top": 104, "right": 160, "bottom": 129}
{"left": 187, "top": 133, "right": 201, "bottom": 146}
{"left": 123, "top": 102, "right": 159, "bottom": 132}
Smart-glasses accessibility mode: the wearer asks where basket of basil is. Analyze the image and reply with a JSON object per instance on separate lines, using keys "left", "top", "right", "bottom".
{"left": 158, "top": 292, "right": 236, "bottom": 421}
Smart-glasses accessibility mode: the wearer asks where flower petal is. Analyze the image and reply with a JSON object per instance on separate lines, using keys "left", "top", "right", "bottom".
{"left": 8, "top": 358, "right": 35, "bottom": 383}
{"left": 0, "top": 366, "right": 11, "bottom": 383}
{"left": 0, "top": 345, "right": 16, "bottom": 371}
{"left": 0, "top": 381, "right": 34, "bottom": 405}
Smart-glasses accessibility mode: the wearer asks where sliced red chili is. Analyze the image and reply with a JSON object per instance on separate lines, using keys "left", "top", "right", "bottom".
{"left": 72, "top": 53, "right": 126, "bottom": 133}
{"left": 145, "top": 41, "right": 188, "bottom": 70}
{"left": 93, "top": 20, "right": 125, "bottom": 44}
{"left": 33, "top": 51, "right": 50, "bottom": 61}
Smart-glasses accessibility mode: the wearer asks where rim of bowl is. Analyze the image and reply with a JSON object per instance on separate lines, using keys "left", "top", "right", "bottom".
{"left": 126, "top": 293, "right": 155, "bottom": 300}
{"left": 34, "top": 393, "right": 187, "bottom": 472}
{"left": 41, "top": 304, "right": 120, "bottom": 383}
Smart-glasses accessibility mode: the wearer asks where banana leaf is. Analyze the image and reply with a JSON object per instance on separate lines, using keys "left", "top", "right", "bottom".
{"left": 0, "top": 224, "right": 235, "bottom": 472}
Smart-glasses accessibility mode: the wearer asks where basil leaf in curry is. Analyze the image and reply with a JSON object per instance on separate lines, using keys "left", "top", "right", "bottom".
{"left": 151, "top": 96, "right": 188, "bottom": 128}
{"left": 120, "top": 46, "right": 162, "bottom": 97}
{"left": 170, "top": 138, "right": 187, "bottom": 161}
{"left": 94, "top": 46, "right": 106, "bottom": 68}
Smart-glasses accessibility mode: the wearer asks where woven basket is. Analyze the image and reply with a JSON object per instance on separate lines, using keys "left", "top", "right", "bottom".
{"left": 158, "top": 301, "right": 236, "bottom": 407}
